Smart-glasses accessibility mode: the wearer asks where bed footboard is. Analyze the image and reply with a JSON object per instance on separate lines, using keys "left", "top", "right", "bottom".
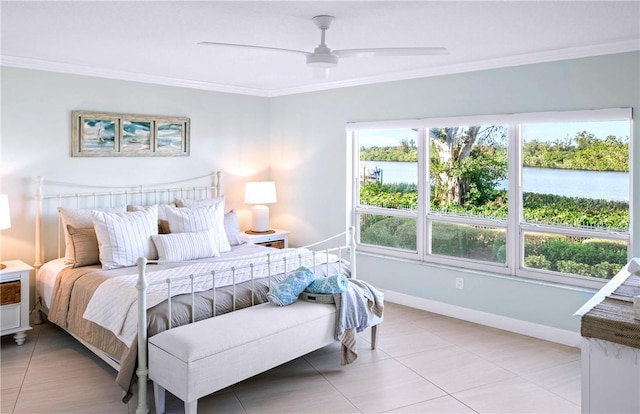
{"left": 134, "top": 227, "right": 358, "bottom": 414}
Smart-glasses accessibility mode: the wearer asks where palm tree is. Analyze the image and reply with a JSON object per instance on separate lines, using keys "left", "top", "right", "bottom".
{"left": 430, "top": 125, "right": 506, "bottom": 206}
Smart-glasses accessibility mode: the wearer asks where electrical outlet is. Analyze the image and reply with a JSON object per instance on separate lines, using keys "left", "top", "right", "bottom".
{"left": 455, "top": 277, "right": 464, "bottom": 289}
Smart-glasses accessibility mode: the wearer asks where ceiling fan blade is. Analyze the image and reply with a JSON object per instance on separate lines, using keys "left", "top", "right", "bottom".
{"left": 335, "top": 47, "right": 448, "bottom": 58}
{"left": 198, "top": 42, "right": 310, "bottom": 56}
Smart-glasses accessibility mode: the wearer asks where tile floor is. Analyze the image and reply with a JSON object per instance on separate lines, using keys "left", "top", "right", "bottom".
{"left": 1, "top": 303, "right": 581, "bottom": 413}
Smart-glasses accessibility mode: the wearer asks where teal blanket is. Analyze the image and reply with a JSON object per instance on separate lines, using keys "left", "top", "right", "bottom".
{"left": 305, "top": 274, "right": 349, "bottom": 294}
{"left": 267, "top": 266, "right": 316, "bottom": 306}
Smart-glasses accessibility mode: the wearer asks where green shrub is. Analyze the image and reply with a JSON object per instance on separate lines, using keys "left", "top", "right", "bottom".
{"left": 431, "top": 223, "right": 505, "bottom": 263}
{"left": 555, "top": 259, "right": 623, "bottom": 279}
{"left": 540, "top": 238, "right": 627, "bottom": 268}
{"left": 525, "top": 255, "right": 551, "bottom": 270}
{"left": 360, "top": 182, "right": 417, "bottom": 210}
{"left": 523, "top": 193, "right": 629, "bottom": 230}
{"left": 592, "top": 262, "right": 621, "bottom": 279}
{"left": 556, "top": 260, "right": 591, "bottom": 276}
{"left": 492, "top": 244, "right": 507, "bottom": 264}
{"left": 359, "top": 177, "right": 628, "bottom": 278}
{"left": 361, "top": 216, "right": 416, "bottom": 250}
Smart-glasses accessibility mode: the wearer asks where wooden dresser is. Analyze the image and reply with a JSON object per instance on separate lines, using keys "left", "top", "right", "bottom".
{"left": 576, "top": 260, "right": 640, "bottom": 413}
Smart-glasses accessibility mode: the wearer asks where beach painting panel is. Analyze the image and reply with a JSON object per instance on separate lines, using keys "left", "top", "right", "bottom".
{"left": 79, "top": 118, "right": 117, "bottom": 153}
{"left": 121, "top": 119, "right": 152, "bottom": 153}
{"left": 156, "top": 118, "right": 189, "bottom": 155}
{"left": 72, "top": 111, "right": 189, "bottom": 156}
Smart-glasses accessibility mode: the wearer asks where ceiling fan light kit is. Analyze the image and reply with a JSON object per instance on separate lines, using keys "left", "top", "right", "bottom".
{"left": 306, "top": 50, "right": 338, "bottom": 68}
{"left": 199, "top": 14, "right": 448, "bottom": 79}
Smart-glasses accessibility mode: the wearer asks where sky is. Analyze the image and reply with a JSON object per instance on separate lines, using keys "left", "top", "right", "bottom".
{"left": 523, "top": 120, "right": 629, "bottom": 143}
{"left": 358, "top": 121, "right": 630, "bottom": 147}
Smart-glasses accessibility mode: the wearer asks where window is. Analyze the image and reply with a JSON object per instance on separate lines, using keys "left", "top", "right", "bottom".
{"left": 349, "top": 109, "right": 631, "bottom": 287}
{"left": 357, "top": 129, "right": 418, "bottom": 255}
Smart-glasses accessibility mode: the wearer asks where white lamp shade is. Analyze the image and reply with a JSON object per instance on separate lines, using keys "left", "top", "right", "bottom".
{"left": 244, "top": 182, "right": 277, "bottom": 205}
{"left": 245, "top": 182, "right": 277, "bottom": 233}
{"left": 0, "top": 194, "right": 11, "bottom": 230}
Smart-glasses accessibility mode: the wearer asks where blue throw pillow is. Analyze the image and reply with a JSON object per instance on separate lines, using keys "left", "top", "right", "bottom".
{"left": 267, "top": 266, "right": 316, "bottom": 306}
{"left": 305, "top": 274, "right": 349, "bottom": 294}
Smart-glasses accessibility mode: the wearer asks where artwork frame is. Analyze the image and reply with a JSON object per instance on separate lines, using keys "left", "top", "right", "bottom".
{"left": 71, "top": 111, "right": 190, "bottom": 157}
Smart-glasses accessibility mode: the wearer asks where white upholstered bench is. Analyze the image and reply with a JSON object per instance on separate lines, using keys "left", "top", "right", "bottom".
{"left": 148, "top": 299, "right": 381, "bottom": 414}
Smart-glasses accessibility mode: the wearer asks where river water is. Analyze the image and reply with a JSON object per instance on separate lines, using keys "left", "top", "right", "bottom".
{"left": 360, "top": 161, "right": 629, "bottom": 202}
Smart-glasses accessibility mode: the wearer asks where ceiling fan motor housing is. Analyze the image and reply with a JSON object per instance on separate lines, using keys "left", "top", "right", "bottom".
{"left": 307, "top": 15, "right": 338, "bottom": 68}
{"left": 306, "top": 45, "right": 338, "bottom": 67}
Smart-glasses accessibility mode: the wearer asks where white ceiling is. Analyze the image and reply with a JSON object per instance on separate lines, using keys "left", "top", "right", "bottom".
{"left": 2, "top": 1, "right": 639, "bottom": 97}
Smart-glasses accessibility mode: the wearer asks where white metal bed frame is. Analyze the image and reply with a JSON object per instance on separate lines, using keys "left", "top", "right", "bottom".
{"left": 33, "top": 172, "right": 358, "bottom": 414}
{"left": 33, "top": 172, "right": 224, "bottom": 370}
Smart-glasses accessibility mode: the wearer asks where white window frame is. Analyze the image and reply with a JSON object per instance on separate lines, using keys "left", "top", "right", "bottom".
{"left": 348, "top": 108, "right": 633, "bottom": 289}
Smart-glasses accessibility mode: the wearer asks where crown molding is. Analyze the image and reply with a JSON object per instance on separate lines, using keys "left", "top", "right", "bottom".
{"left": 270, "top": 38, "right": 640, "bottom": 96}
{"left": 2, "top": 38, "right": 638, "bottom": 98}
{"left": 0, "top": 55, "right": 271, "bottom": 97}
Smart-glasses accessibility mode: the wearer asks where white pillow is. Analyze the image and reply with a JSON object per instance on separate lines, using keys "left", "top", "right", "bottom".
{"left": 224, "top": 210, "right": 245, "bottom": 246}
{"left": 165, "top": 203, "right": 231, "bottom": 253}
{"left": 175, "top": 196, "right": 243, "bottom": 247}
{"left": 175, "top": 197, "right": 224, "bottom": 209}
{"left": 127, "top": 203, "right": 175, "bottom": 234}
{"left": 58, "top": 205, "right": 126, "bottom": 264}
{"left": 92, "top": 205, "right": 159, "bottom": 269}
{"left": 151, "top": 230, "right": 220, "bottom": 261}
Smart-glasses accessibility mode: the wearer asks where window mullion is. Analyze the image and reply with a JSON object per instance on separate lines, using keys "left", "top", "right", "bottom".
{"left": 418, "top": 127, "right": 427, "bottom": 260}
{"left": 508, "top": 123, "right": 521, "bottom": 276}
{"left": 350, "top": 131, "right": 359, "bottom": 234}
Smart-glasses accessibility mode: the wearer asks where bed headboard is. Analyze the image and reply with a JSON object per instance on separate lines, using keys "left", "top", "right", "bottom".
{"left": 34, "top": 171, "right": 221, "bottom": 269}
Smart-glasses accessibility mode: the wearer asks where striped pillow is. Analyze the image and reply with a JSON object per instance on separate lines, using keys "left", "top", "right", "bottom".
{"left": 151, "top": 230, "right": 220, "bottom": 262}
{"left": 165, "top": 204, "right": 231, "bottom": 253}
{"left": 91, "top": 205, "right": 159, "bottom": 269}
{"left": 127, "top": 203, "right": 176, "bottom": 234}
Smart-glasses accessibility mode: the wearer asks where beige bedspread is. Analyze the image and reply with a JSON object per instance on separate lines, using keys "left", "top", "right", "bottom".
{"left": 46, "top": 257, "right": 348, "bottom": 399}
{"left": 48, "top": 265, "right": 138, "bottom": 395}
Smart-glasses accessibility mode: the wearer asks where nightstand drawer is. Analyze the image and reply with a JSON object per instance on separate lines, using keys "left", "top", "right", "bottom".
{"left": 256, "top": 240, "right": 286, "bottom": 249}
{"left": 1, "top": 304, "right": 20, "bottom": 330}
{"left": 243, "top": 229, "right": 289, "bottom": 249}
{"left": 1, "top": 281, "right": 21, "bottom": 305}
{"left": 0, "top": 260, "right": 33, "bottom": 345}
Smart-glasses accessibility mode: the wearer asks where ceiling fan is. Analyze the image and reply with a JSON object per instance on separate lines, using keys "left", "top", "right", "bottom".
{"left": 198, "top": 15, "right": 448, "bottom": 79}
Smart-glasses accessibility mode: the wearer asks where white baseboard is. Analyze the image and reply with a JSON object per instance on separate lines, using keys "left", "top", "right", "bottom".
{"left": 383, "top": 290, "right": 582, "bottom": 348}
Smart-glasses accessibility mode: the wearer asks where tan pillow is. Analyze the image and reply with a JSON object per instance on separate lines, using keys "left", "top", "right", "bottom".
{"left": 66, "top": 225, "right": 100, "bottom": 267}
{"left": 58, "top": 205, "right": 126, "bottom": 264}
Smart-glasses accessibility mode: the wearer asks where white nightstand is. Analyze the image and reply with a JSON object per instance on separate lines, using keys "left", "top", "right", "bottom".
{"left": 1, "top": 260, "right": 33, "bottom": 345}
{"left": 243, "top": 229, "right": 289, "bottom": 249}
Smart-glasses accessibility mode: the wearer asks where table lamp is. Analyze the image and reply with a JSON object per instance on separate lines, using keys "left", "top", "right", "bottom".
{"left": 244, "top": 181, "right": 277, "bottom": 233}
{"left": 0, "top": 194, "right": 11, "bottom": 269}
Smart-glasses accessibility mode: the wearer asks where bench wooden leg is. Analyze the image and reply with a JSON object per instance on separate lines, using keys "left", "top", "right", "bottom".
{"left": 153, "top": 382, "right": 165, "bottom": 414}
{"left": 185, "top": 399, "right": 197, "bottom": 414}
{"left": 370, "top": 324, "right": 378, "bottom": 349}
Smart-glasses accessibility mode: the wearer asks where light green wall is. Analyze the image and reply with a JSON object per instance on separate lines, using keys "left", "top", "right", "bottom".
{"left": 1, "top": 52, "right": 638, "bottom": 333}
{"left": 1, "top": 67, "right": 270, "bottom": 267}
{"left": 269, "top": 52, "right": 640, "bottom": 333}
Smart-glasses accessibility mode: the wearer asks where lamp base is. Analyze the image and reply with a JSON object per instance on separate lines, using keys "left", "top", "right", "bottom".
{"left": 245, "top": 229, "right": 275, "bottom": 235}
{"left": 250, "top": 205, "right": 271, "bottom": 233}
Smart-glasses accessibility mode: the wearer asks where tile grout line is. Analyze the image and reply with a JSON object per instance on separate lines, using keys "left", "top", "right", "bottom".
{"left": 301, "top": 354, "right": 364, "bottom": 413}
{"left": 11, "top": 325, "right": 42, "bottom": 414}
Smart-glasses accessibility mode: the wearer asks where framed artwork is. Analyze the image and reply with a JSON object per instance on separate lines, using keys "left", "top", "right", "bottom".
{"left": 71, "top": 111, "right": 190, "bottom": 157}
